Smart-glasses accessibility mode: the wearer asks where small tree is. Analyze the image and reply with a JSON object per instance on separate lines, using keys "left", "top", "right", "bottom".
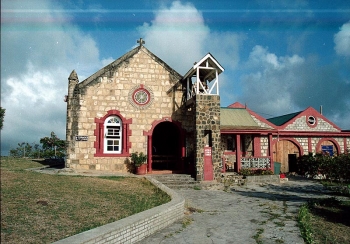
{"left": 9, "top": 142, "right": 33, "bottom": 158}
{"left": 0, "top": 107, "right": 5, "bottom": 130}
{"left": 40, "top": 132, "right": 66, "bottom": 158}
{"left": 9, "top": 132, "right": 65, "bottom": 159}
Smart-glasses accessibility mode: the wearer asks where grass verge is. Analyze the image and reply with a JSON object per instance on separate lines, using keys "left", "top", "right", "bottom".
{"left": 298, "top": 197, "right": 350, "bottom": 244}
{"left": 1, "top": 157, "right": 171, "bottom": 244}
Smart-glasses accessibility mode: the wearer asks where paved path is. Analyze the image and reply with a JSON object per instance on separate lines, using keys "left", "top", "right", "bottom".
{"left": 141, "top": 177, "right": 336, "bottom": 244}
{"left": 33, "top": 167, "right": 339, "bottom": 244}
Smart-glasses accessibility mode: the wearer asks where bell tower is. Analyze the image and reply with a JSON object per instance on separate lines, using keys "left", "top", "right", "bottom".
{"left": 182, "top": 54, "right": 224, "bottom": 181}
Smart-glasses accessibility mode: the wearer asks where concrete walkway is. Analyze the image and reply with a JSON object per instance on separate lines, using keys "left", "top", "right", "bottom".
{"left": 32, "top": 167, "right": 340, "bottom": 244}
{"left": 141, "top": 177, "right": 336, "bottom": 244}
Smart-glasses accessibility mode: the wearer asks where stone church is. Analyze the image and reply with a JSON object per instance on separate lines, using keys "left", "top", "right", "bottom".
{"left": 65, "top": 39, "right": 224, "bottom": 181}
{"left": 65, "top": 39, "right": 350, "bottom": 180}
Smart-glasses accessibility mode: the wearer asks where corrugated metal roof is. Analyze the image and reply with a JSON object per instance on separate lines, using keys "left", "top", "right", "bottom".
{"left": 267, "top": 111, "right": 302, "bottom": 126}
{"left": 220, "top": 108, "right": 260, "bottom": 128}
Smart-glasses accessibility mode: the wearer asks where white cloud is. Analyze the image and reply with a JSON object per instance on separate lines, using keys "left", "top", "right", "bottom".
{"left": 205, "top": 32, "right": 243, "bottom": 70}
{"left": 237, "top": 45, "right": 350, "bottom": 129}
{"left": 334, "top": 21, "right": 350, "bottom": 56}
{"left": 138, "top": 1, "right": 210, "bottom": 74}
{"left": 0, "top": 0, "right": 107, "bottom": 155}
{"left": 239, "top": 45, "right": 305, "bottom": 115}
{"left": 138, "top": 1, "right": 242, "bottom": 76}
{"left": 248, "top": 45, "right": 304, "bottom": 70}
{"left": 5, "top": 63, "right": 60, "bottom": 104}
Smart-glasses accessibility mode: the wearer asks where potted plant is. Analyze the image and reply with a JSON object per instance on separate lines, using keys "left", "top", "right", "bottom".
{"left": 130, "top": 152, "right": 147, "bottom": 175}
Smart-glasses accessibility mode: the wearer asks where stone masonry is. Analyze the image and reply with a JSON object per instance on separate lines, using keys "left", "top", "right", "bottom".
{"left": 65, "top": 44, "right": 225, "bottom": 181}
{"left": 66, "top": 46, "right": 183, "bottom": 172}
{"left": 194, "top": 95, "right": 221, "bottom": 181}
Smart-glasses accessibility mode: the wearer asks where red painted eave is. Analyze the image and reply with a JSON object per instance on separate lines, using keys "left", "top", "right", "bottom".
{"left": 221, "top": 129, "right": 276, "bottom": 134}
{"left": 220, "top": 129, "right": 350, "bottom": 137}
{"left": 275, "top": 130, "right": 350, "bottom": 137}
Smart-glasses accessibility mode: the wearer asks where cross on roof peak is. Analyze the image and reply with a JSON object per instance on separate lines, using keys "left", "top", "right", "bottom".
{"left": 137, "top": 38, "right": 145, "bottom": 46}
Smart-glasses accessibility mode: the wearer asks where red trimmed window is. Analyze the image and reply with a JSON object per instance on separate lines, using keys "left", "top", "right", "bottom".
{"left": 306, "top": 115, "right": 317, "bottom": 128}
{"left": 132, "top": 87, "right": 151, "bottom": 105}
{"left": 94, "top": 110, "right": 132, "bottom": 157}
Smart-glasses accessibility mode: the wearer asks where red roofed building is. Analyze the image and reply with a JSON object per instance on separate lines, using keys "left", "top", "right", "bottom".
{"left": 220, "top": 102, "right": 350, "bottom": 173}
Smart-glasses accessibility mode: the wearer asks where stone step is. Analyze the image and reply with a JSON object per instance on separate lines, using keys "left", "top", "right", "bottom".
{"left": 152, "top": 178, "right": 196, "bottom": 183}
{"left": 151, "top": 173, "right": 194, "bottom": 178}
{"left": 151, "top": 174, "right": 201, "bottom": 190}
{"left": 151, "top": 175, "right": 195, "bottom": 182}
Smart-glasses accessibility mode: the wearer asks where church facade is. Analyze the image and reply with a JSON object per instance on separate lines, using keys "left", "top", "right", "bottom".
{"left": 65, "top": 40, "right": 350, "bottom": 180}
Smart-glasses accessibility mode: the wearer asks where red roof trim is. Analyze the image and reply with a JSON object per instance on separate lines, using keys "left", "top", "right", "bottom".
{"left": 277, "top": 107, "right": 341, "bottom": 131}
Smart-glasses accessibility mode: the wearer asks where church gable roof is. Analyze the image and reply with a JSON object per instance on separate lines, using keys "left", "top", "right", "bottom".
{"left": 78, "top": 45, "right": 182, "bottom": 88}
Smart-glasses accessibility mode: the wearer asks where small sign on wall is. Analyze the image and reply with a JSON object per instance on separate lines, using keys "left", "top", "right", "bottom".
{"left": 205, "top": 148, "right": 212, "bottom": 156}
{"left": 321, "top": 145, "right": 333, "bottom": 156}
{"left": 75, "top": 135, "right": 88, "bottom": 141}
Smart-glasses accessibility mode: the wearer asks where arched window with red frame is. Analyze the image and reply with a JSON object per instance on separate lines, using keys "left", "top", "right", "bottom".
{"left": 94, "top": 110, "right": 132, "bottom": 157}
{"left": 104, "top": 116, "right": 122, "bottom": 153}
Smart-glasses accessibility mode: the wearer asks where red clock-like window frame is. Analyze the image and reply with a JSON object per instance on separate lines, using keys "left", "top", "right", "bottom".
{"left": 132, "top": 88, "right": 151, "bottom": 105}
{"left": 306, "top": 115, "right": 317, "bottom": 128}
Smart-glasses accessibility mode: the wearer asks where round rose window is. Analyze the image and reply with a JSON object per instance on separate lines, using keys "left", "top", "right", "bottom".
{"left": 133, "top": 88, "right": 150, "bottom": 105}
{"left": 128, "top": 85, "right": 154, "bottom": 109}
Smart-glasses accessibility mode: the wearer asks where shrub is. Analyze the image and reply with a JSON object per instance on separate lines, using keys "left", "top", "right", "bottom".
{"left": 297, "top": 153, "right": 350, "bottom": 182}
{"left": 239, "top": 168, "right": 273, "bottom": 176}
{"left": 239, "top": 168, "right": 254, "bottom": 176}
{"left": 130, "top": 152, "right": 147, "bottom": 167}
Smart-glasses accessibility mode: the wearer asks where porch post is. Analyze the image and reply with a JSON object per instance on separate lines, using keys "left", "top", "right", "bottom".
{"left": 344, "top": 137, "right": 347, "bottom": 154}
{"left": 147, "top": 135, "right": 152, "bottom": 173}
{"left": 236, "top": 134, "right": 241, "bottom": 172}
{"left": 253, "top": 136, "right": 261, "bottom": 156}
{"left": 308, "top": 137, "right": 312, "bottom": 153}
{"left": 268, "top": 133, "right": 274, "bottom": 171}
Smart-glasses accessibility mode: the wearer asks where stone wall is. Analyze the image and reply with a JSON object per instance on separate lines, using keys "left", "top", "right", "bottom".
{"left": 284, "top": 116, "right": 340, "bottom": 132}
{"left": 251, "top": 114, "right": 274, "bottom": 129}
{"left": 294, "top": 137, "right": 309, "bottom": 155}
{"left": 66, "top": 47, "right": 183, "bottom": 172}
{"left": 194, "top": 95, "right": 221, "bottom": 181}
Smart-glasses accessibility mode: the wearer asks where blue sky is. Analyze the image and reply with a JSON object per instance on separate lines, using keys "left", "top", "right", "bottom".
{"left": 1, "top": 0, "right": 350, "bottom": 155}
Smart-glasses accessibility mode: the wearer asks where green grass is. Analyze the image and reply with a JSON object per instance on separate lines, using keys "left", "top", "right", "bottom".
{"left": 252, "top": 228, "right": 264, "bottom": 244}
{"left": 298, "top": 197, "right": 350, "bottom": 244}
{"left": 1, "top": 157, "right": 171, "bottom": 244}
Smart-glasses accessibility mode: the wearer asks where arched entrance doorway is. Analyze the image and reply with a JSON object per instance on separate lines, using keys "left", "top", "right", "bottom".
{"left": 273, "top": 139, "right": 301, "bottom": 173}
{"left": 152, "top": 122, "right": 181, "bottom": 171}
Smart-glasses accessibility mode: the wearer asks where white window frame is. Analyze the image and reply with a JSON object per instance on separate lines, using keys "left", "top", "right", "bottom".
{"left": 104, "top": 116, "right": 122, "bottom": 154}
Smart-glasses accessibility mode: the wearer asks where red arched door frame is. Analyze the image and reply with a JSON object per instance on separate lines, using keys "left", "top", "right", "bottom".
{"left": 143, "top": 117, "right": 185, "bottom": 173}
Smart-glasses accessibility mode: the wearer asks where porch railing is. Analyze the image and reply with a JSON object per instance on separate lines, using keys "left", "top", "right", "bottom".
{"left": 241, "top": 157, "right": 271, "bottom": 169}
